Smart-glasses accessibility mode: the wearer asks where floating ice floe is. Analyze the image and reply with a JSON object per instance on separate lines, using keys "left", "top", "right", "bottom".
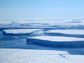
{"left": 27, "top": 36, "right": 84, "bottom": 47}
{"left": 45, "top": 29, "right": 84, "bottom": 35}
{"left": 3, "top": 29, "right": 42, "bottom": 36}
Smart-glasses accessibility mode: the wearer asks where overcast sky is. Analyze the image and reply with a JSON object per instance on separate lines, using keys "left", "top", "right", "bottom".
{"left": 0, "top": 0, "right": 84, "bottom": 19}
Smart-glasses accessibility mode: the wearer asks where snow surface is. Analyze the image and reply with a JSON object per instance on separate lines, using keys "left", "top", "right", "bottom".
{"left": 3, "top": 29, "right": 41, "bottom": 34}
{"left": 45, "top": 29, "right": 84, "bottom": 35}
{"left": 28, "top": 36, "right": 84, "bottom": 42}
{"left": 0, "top": 49, "right": 84, "bottom": 63}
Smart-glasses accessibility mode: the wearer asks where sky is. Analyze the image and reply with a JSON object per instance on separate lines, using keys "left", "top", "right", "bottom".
{"left": 0, "top": 0, "right": 84, "bottom": 19}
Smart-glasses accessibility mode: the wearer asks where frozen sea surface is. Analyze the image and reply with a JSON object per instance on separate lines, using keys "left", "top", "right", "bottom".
{"left": 0, "top": 49, "right": 84, "bottom": 63}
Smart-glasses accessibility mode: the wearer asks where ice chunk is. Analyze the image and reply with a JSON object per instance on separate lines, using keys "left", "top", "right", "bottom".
{"left": 45, "top": 29, "right": 84, "bottom": 35}
{"left": 3, "top": 29, "right": 42, "bottom": 36}
{"left": 28, "top": 36, "right": 84, "bottom": 42}
{"left": 3, "top": 29, "right": 41, "bottom": 34}
{"left": 27, "top": 36, "right": 84, "bottom": 47}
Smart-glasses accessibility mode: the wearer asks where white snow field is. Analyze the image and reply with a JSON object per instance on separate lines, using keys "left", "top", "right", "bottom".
{"left": 0, "top": 18, "right": 84, "bottom": 29}
{"left": 0, "top": 49, "right": 84, "bottom": 63}
{"left": 45, "top": 29, "right": 84, "bottom": 35}
{"left": 27, "top": 36, "right": 84, "bottom": 42}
